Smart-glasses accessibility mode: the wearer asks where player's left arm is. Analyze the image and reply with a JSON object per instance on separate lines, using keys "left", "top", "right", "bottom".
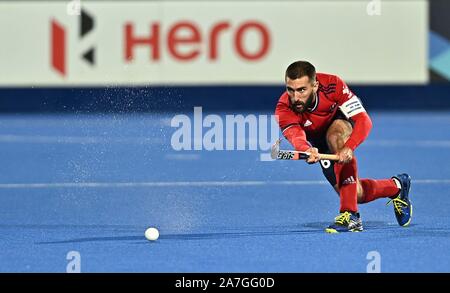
{"left": 335, "top": 76, "right": 373, "bottom": 161}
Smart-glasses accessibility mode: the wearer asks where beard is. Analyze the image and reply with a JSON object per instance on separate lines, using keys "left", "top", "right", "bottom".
{"left": 292, "top": 92, "right": 315, "bottom": 114}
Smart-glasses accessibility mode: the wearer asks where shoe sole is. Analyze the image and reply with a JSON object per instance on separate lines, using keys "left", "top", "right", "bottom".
{"left": 325, "top": 227, "right": 363, "bottom": 233}
{"left": 325, "top": 228, "right": 338, "bottom": 233}
{"left": 401, "top": 204, "right": 413, "bottom": 227}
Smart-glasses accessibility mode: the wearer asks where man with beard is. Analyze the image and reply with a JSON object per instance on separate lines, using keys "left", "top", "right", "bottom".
{"left": 275, "top": 61, "right": 412, "bottom": 233}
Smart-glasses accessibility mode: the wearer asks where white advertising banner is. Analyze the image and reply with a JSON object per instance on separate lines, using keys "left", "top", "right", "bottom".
{"left": 0, "top": 0, "right": 428, "bottom": 86}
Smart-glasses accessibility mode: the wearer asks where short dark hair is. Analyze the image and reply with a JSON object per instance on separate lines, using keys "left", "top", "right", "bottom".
{"left": 285, "top": 61, "right": 316, "bottom": 82}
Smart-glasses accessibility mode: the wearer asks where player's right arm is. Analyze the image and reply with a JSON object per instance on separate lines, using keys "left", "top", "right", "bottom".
{"left": 275, "top": 95, "right": 320, "bottom": 163}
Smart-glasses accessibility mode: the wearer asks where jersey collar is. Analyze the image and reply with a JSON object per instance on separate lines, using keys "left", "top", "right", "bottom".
{"left": 307, "top": 92, "right": 319, "bottom": 112}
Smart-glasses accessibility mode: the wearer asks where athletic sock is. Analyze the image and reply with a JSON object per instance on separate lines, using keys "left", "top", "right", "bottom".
{"left": 359, "top": 178, "right": 400, "bottom": 203}
{"left": 334, "top": 157, "right": 358, "bottom": 213}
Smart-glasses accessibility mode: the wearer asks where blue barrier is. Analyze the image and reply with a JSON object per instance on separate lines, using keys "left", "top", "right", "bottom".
{"left": 1, "top": 85, "right": 450, "bottom": 113}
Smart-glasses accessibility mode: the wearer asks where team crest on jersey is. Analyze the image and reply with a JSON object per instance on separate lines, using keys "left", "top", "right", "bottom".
{"left": 329, "top": 103, "right": 337, "bottom": 113}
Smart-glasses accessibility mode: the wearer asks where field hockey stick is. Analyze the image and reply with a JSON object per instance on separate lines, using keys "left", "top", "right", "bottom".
{"left": 271, "top": 139, "right": 339, "bottom": 161}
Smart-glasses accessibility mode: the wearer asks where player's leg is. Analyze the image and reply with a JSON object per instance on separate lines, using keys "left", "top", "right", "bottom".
{"left": 332, "top": 182, "right": 363, "bottom": 202}
{"left": 358, "top": 178, "right": 399, "bottom": 203}
{"left": 326, "top": 119, "right": 400, "bottom": 203}
{"left": 326, "top": 119, "right": 412, "bottom": 227}
{"left": 326, "top": 119, "right": 359, "bottom": 213}
{"left": 324, "top": 119, "right": 362, "bottom": 232}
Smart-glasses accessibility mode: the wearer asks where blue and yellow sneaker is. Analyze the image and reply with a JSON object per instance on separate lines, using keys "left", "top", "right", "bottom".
{"left": 387, "top": 173, "right": 413, "bottom": 227}
{"left": 325, "top": 211, "right": 363, "bottom": 233}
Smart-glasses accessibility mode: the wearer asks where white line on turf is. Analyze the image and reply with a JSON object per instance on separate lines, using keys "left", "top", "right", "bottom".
{"left": 2, "top": 135, "right": 450, "bottom": 147}
{"left": 0, "top": 179, "right": 449, "bottom": 189}
{"left": 364, "top": 140, "right": 450, "bottom": 147}
{"left": 164, "top": 154, "right": 201, "bottom": 160}
{"left": 0, "top": 135, "right": 163, "bottom": 144}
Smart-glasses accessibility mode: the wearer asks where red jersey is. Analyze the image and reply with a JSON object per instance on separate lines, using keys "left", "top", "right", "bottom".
{"left": 275, "top": 73, "right": 372, "bottom": 152}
